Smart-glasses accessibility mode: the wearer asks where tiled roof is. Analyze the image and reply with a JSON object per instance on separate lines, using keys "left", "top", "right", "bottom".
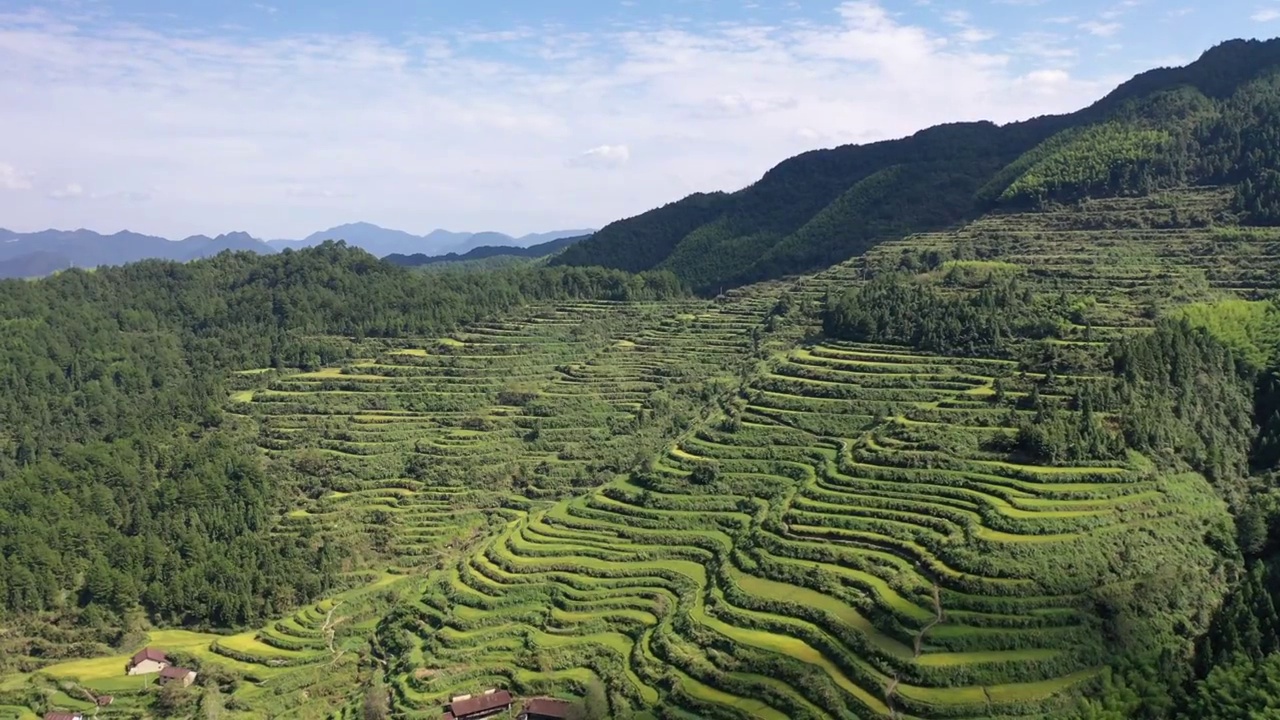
{"left": 449, "top": 689, "right": 512, "bottom": 717}
{"left": 129, "top": 647, "right": 168, "bottom": 665}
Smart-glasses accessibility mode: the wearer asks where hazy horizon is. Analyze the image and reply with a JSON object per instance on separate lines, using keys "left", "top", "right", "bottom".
{"left": 0, "top": 0, "right": 1273, "bottom": 239}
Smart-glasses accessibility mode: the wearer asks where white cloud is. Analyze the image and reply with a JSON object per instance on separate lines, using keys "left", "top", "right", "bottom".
{"left": 700, "top": 93, "right": 799, "bottom": 118}
{"left": 1021, "top": 69, "right": 1071, "bottom": 84}
{"left": 1254, "top": 8, "right": 1280, "bottom": 21}
{"left": 939, "top": 8, "right": 996, "bottom": 44}
{"left": 48, "top": 183, "right": 85, "bottom": 200}
{"left": 569, "top": 145, "right": 631, "bottom": 169}
{"left": 1013, "top": 32, "right": 1078, "bottom": 61}
{"left": 1079, "top": 20, "right": 1122, "bottom": 36}
{"left": 1014, "top": 69, "right": 1088, "bottom": 97}
{"left": 957, "top": 28, "right": 997, "bottom": 43}
{"left": 0, "top": 162, "right": 32, "bottom": 190}
{"left": 0, "top": 2, "right": 1119, "bottom": 238}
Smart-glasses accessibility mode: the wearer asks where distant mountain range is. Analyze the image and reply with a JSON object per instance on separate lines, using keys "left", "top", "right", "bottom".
{"left": 265, "top": 224, "right": 593, "bottom": 258}
{"left": 0, "top": 229, "right": 272, "bottom": 279}
{"left": 0, "top": 224, "right": 594, "bottom": 279}
{"left": 384, "top": 233, "right": 590, "bottom": 268}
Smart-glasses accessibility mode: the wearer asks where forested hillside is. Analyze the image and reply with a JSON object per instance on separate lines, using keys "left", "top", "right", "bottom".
{"left": 555, "top": 38, "right": 1280, "bottom": 292}
{"left": 0, "top": 243, "right": 684, "bottom": 645}
{"left": 5, "top": 37, "right": 1280, "bottom": 720}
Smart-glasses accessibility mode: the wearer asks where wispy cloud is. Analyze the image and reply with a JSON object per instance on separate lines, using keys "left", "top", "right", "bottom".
{"left": 1253, "top": 8, "right": 1280, "bottom": 21}
{"left": 1013, "top": 31, "right": 1079, "bottom": 61}
{"left": 0, "top": 162, "right": 33, "bottom": 190}
{"left": 1079, "top": 20, "right": 1122, "bottom": 37}
{"left": 939, "top": 8, "right": 996, "bottom": 44}
{"left": 568, "top": 145, "right": 631, "bottom": 169}
{"left": 48, "top": 183, "right": 85, "bottom": 200}
{"left": 0, "top": 1, "right": 1119, "bottom": 238}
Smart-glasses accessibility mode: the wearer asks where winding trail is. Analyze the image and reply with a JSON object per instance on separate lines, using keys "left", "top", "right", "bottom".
{"left": 914, "top": 584, "right": 945, "bottom": 659}
{"left": 322, "top": 600, "right": 345, "bottom": 666}
{"left": 885, "top": 674, "right": 901, "bottom": 720}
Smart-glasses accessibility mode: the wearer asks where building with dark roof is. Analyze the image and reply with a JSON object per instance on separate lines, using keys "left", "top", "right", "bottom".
{"left": 125, "top": 647, "right": 169, "bottom": 676}
{"left": 447, "top": 689, "right": 513, "bottom": 720}
{"left": 158, "top": 666, "right": 197, "bottom": 688}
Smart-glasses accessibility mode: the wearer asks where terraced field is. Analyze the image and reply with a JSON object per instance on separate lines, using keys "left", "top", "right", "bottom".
{"left": 406, "top": 337, "right": 1226, "bottom": 719}
{"left": 10, "top": 187, "right": 1273, "bottom": 719}
{"left": 385, "top": 189, "right": 1262, "bottom": 718}
{"left": 796, "top": 187, "right": 1280, "bottom": 333}
{"left": 13, "top": 294, "right": 784, "bottom": 720}
{"left": 17, "top": 573, "right": 421, "bottom": 719}
{"left": 236, "top": 296, "right": 779, "bottom": 565}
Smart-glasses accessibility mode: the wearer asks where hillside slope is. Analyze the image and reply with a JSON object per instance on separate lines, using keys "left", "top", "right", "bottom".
{"left": 554, "top": 38, "right": 1280, "bottom": 292}
{"left": 12, "top": 190, "right": 1269, "bottom": 720}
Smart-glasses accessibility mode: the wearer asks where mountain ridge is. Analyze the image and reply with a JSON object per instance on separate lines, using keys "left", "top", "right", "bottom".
{"left": 0, "top": 224, "right": 595, "bottom": 278}
{"left": 553, "top": 37, "right": 1280, "bottom": 292}
{"left": 384, "top": 233, "right": 590, "bottom": 268}
{"left": 272, "top": 224, "right": 594, "bottom": 257}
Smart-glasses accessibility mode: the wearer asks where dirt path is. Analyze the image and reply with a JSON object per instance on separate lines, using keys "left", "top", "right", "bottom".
{"left": 884, "top": 674, "right": 901, "bottom": 720}
{"left": 913, "top": 584, "right": 944, "bottom": 659}
{"left": 321, "top": 600, "right": 346, "bottom": 666}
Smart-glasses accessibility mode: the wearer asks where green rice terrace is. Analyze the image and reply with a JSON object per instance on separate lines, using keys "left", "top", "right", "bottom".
{"left": 6, "top": 187, "right": 1280, "bottom": 720}
{"left": 804, "top": 187, "right": 1280, "bottom": 330}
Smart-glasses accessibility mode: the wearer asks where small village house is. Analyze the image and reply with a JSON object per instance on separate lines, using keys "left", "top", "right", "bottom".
{"left": 157, "top": 666, "right": 198, "bottom": 688}
{"left": 44, "top": 712, "right": 83, "bottom": 720}
{"left": 125, "top": 647, "right": 169, "bottom": 676}
{"left": 519, "top": 697, "right": 573, "bottom": 720}
{"left": 444, "top": 689, "right": 513, "bottom": 720}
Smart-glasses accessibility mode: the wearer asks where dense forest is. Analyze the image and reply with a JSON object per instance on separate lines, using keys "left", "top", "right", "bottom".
{"left": 821, "top": 275, "right": 1073, "bottom": 357}
{"left": 555, "top": 38, "right": 1280, "bottom": 292}
{"left": 0, "top": 243, "right": 685, "bottom": 641}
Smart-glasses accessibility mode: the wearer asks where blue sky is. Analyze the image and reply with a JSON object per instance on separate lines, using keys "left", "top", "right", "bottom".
{"left": 0, "top": 0, "right": 1274, "bottom": 238}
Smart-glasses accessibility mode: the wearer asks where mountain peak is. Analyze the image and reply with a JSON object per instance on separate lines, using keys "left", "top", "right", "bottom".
{"left": 214, "top": 231, "right": 257, "bottom": 242}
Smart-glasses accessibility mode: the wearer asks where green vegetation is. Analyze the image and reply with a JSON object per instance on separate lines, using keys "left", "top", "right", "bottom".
{"left": 822, "top": 275, "right": 1069, "bottom": 357}
{"left": 7, "top": 37, "right": 1280, "bottom": 720}
{"left": 0, "top": 243, "right": 689, "bottom": 705}
{"left": 999, "top": 124, "right": 1171, "bottom": 204}
{"left": 1170, "top": 298, "right": 1280, "bottom": 369}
